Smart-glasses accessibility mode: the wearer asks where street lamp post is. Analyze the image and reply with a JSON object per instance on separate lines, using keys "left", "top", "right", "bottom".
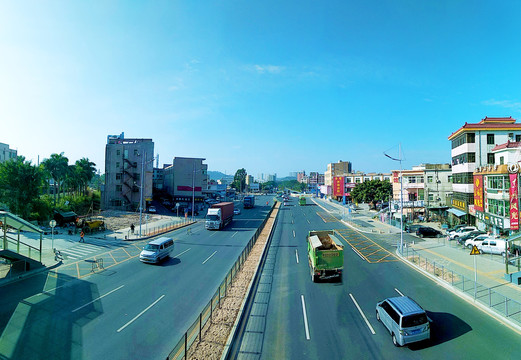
{"left": 385, "top": 144, "right": 404, "bottom": 254}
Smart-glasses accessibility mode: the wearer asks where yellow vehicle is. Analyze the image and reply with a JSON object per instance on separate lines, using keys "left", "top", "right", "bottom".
{"left": 77, "top": 216, "right": 106, "bottom": 233}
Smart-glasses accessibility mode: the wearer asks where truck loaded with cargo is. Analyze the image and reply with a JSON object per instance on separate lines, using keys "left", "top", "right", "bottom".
{"left": 307, "top": 230, "right": 344, "bottom": 282}
{"left": 243, "top": 195, "right": 255, "bottom": 209}
{"left": 205, "top": 202, "right": 234, "bottom": 230}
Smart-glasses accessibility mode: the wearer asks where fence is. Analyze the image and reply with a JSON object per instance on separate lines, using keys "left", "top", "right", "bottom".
{"left": 166, "top": 204, "right": 276, "bottom": 360}
{"left": 401, "top": 246, "right": 521, "bottom": 326}
{"left": 125, "top": 219, "right": 195, "bottom": 239}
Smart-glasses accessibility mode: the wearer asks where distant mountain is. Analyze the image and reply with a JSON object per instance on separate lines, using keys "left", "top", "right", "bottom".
{"left": 208, "top": 171, "right": 234, "bottom": 181}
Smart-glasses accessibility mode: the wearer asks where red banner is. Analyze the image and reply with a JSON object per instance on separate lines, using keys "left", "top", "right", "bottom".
{"left": 393, "top": 171, "right": 400, "bottom": 184}
{"left": 473, "top": 175, "right": 484, "bottom": 212}
{"left": 177, "top": 186, "right": 202, "bottom": 192}
{"left": 510, "top": 173, "right": 519, "bottom": 230}
{"left": 333, "top": 177, "right": 344, "bottom": 197}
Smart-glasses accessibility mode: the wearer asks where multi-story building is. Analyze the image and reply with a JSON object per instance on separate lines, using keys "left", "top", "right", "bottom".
{"left": 448, "top": 117, "right": 521, "bottom": 224}
{"left": 423, "top": 164, "right": 452, "bottom": 222}
{"left": 163, "top": 157, "right": 208, "bottom": 211}
{"left": 0, "top": 142, "right": 17, "bottom": 162}
{"left": 330, "top": 172, "right": 391, "bottom": 201}
{"left": 470, "top": 140, "right": 521, "bottom": 236}
{"left": 297, "top": 171, "right": 306, "bottom": 183}
{"left": 325, "top": 160, "right": 352, "bottom": 187}
{"left": 245, "top": 175, "right": 254, "bottom": 185}
{"left": 103, "top": 133, "right": 154, "bottom": 211}
{"left": 391, "top": 166, "right": 426, "bottom": 221}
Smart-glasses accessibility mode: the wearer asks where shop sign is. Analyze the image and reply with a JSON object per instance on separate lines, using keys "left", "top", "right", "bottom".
{"left": 474, "top": 175, "right": 484, "bottom": 212}
{"left": 510, "top": 173, "right": 519, "bottom": 230}
{"left": 333, "top": 177, "right": 345, "bottom": 197}
{"left": 475, "top": 211, "right": 504, "bottom": 228}
{"left": 452, "top": 199, "right": 467, "bottom": 211}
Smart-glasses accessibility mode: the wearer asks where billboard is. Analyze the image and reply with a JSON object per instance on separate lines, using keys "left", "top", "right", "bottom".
{"left": 510, "top": 173, "right": 519, "bottom": 230}
{"left": 473, "top": 175, "right": 484, "bottom": 212}
{"left": 333, "top": 176, "right": 345, "bottom": 197}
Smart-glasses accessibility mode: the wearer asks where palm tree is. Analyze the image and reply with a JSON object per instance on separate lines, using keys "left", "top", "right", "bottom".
{"left": 41, "top": 153, "right": 69, "bottom": 204}
{"left": 75, "top": 158, "right": 97, "bottom": 195}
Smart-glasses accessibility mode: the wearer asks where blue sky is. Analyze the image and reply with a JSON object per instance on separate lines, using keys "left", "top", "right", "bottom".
{"left": 2, "top": 1, "right": 521, "bottom": 178}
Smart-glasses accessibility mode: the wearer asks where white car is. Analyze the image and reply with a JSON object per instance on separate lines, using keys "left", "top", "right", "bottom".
{"left": 478, "top": 238, "right": 509, "bottom": 256}
{"left": 148, "top": 206, "right": 157, "bottom": 213}
{"left": 449, "top": 226, "right": 477, "bottom": 240}
{"left": 234, "top": 208, "right": 241, "bottom": 215}
{"left": 465, "top": 234, "right": 496, "bottom": 249}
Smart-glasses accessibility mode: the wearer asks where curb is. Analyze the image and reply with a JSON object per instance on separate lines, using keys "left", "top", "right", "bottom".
{"left": 396, "top": 249, "right": 521, "bottom": 335}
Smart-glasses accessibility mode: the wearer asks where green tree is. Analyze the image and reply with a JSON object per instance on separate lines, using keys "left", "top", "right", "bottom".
{"left": 232, "top": 168, "right": 247, "bottom": 193}
{"left": 0, "top": 156, "right": 43, "bottom": 218}
{"left": 41, "top": 152, "right": 69, "bottom": 204}
{"left": 350, "top": 180, "right": 392, "bottom": 209}
{"left": 75, "top": 158, "right": 97, "bottom": 195}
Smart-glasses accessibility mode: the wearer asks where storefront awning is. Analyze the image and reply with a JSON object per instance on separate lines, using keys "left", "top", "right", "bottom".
{"left": 447, "top": 208, "right": 466, "bottom": 217}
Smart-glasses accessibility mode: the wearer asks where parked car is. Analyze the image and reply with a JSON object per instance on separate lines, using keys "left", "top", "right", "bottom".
{"left": 478, "top": 238, "right": 510, "bottom": 256}
{"left": 376, "top": 296, "right": 431, "bottom": 347}
{"left": 148, "top": 206, "right": 157, "bottom": 213}
{"left": 416, "top": 227, "right": 442, "bottom": 238}
{"left": 405, "top": 224, "right": 424, "bottom": 233}
{"left": 456, "top": 230, "right": 486, "bottom": 245}
{"left": 448, "top": 226, "right": 478, "bottom": 240}
{"left": 465, "top": 234, "right": 496, "bottom": 249}
{"left": 447, "top": 224, "right": 466, "bottom": 233}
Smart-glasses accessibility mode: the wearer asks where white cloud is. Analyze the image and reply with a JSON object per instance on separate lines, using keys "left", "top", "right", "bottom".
{"left": 249, "top": 64, "right": 285, "bottom": 74}
{"left": 482, "top": 99, "right": 521, "bottom": 113}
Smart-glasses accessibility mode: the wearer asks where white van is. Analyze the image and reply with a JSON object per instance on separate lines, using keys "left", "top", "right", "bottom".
{"left": 478, "top": 238, "right": 509, "bottom": 256}
{"left": 140, "top": 237, "right": 174, "bottom": 264}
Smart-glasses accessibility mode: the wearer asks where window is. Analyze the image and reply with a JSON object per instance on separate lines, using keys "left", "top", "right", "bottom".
{"left": 116, "top": 173, "right": 122, "bottom": 180}
{"left": 124, "top": 149, "right": 129, "bottom": 159}
{"left": 116, "top": 185, "right": 122, "bottom": 192}
{"left": 509, "top": 133, "right": 514, "bottom": 140}
{"left": 500, "top": 156, "right": 504, "bottom": 165}
{"left": 487, "top": 198, "right": 509, "bottom": 217}
{"left": 487, "top": 134, "right": 495, "bottom": 145}
{"left": 517, "top": 135, "right": 521, "bottom": 142}
{"left": 427, "top": 176, "right": 433, "bottom": 183}
{"left": 448, "top": 175, "right": 453, "bottom": 183}
{"left": 116, "top": 149, "right": 121, "bottom": 156}
{"left": 116, "top": 162, "right": 120, "bottom": 168}
{"left": 134, "top": 149, "right": 139, "bottom": 156}
{"left": 428, "top": 193, "right": 434, "bottom": 201}
{"left": 487, "top": 153, "right": 495, "bottom": 165}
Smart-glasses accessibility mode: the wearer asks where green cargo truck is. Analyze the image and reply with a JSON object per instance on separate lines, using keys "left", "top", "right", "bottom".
{"left": 299, "top": 196, "right": 306, "bottom": 206}
{"left": 307, "top": 230, "right": 344, "bottom": 282}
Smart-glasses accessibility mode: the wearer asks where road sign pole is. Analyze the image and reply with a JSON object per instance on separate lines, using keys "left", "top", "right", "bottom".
{"left": 474, "top": 254, "right": 477, "bottom": 300}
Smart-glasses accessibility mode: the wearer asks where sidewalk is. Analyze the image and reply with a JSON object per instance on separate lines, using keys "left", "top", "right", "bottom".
{"left": 0, "top": 215, "right": 198, "bottom": 286}
{"left": 314, "top": 197, "right": 521, "bottom": 329}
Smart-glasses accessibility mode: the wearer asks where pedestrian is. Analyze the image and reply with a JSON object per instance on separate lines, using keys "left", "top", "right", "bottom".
{"left": 80, "top": 230, "right": 85, "bottom": 243}
{"left": 130, "top": 223, "right": 135, "bottom": 234}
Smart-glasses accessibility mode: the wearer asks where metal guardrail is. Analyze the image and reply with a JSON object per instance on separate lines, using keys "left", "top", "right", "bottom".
{"left": 166, "top": 203, "right": 277, "bottom": 360}
{"left": 401, "top": 246, "right": 521, "bottom": 326}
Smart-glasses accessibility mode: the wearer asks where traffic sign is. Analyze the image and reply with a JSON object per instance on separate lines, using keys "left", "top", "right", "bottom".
{"left": 470, "top": 245, "right": 480, "bottom": 255}
{"left": 49, "top": 220, "right": 56, "bottom": 228}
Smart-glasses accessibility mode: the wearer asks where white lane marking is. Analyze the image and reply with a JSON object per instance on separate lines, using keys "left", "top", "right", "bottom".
{"left": 175, "top": 248, "right": 191, "bottom": 257}
{"left": 202, "top": 251, "right": 217, "bottom": 264}
{"left": 210, "top": 232, "right": 218, "bottom": 237}
{"left": 62, "top": 248, "right": 93, "bottom": 255}
{"left": 351, "top": 247, "right": 365, "bottom": 260}
{"left": 394, "top": 288, "right": 405, "bottom": 297}
{"left": 349, "top": 293, "right": 376, "bottom": 335}
{"left": 292, "top": 220, "right": 294, "bottom": 224}
{"left": 232, "top": 231, "right": 238, "bottom": 238}
{"left": 72, "top": 285, "right": 125, "bottom": 313}
{"left": 293, "top": 230, "right": 296, "bottom": 238}
{"left": 117, "top": 295, "right": 165, "bottom": 333}
{"left": 301, "top": 295, "right": 311, "bottom": 340}
{"left": 306, "top": 219, "right": 310, "bottom": 224}
{"left": 295, "top": 249, "right": 299, "bottom": 264}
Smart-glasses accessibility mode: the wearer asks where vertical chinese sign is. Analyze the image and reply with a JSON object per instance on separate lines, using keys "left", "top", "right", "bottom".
{"left": 473, "top": 175, "right": 484, "bottom": 212}
{"left": 510, "top": 173, "right": 519, "bottom": 231}
{"left": 333, "top": 177, "right": 344, "bottom": 197}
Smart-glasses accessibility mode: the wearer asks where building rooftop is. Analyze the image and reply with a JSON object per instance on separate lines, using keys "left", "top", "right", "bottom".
{"left": 491, "top": 140, "right": 521, "bottom": 152}
{"left": 448, "top": 117, "right": 521, "bottom": 140}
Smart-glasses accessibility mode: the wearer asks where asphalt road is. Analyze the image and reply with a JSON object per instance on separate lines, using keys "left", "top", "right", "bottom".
{"left": 0, "top": 196, "right": 275, "bottom": 360}
{"left": 254, "top": 198, "right": 521, "bottom": 359}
